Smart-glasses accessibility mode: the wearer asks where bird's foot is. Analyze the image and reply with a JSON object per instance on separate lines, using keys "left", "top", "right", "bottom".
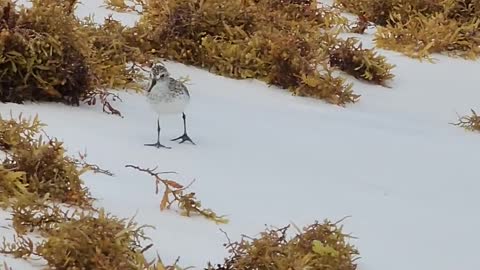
{"left": 171, "top": 133, "right": 196, "bottom": 145}
{"left": 144, "top": 141, "right": 171, "bottom": 149}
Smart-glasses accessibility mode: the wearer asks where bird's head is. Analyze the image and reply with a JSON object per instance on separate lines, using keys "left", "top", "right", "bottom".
{"left": 150, "top": 64, "right": 169, "bottom": 81}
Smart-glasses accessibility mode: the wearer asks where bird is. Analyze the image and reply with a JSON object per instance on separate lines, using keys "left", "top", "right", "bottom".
{"left": 144, "top": 63, "right": 195, "bottom": 149}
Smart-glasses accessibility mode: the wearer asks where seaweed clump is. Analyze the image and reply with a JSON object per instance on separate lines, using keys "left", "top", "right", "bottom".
{"left": 126, "top": 164, "right": 228, "bottom": 224}
{"left": 335, "top": 0, "right": 480, "bottom": 59}
{"left": 107, "top": 0, "right": 395, "bottom": 105}
{"left": 0, "top": 113, "right": 91, "bottom": 207}
{"left": 1, "top": 204, "right": 160, "bottom": 269}
{"left": 452, "top": 109, "right": 480, "bottom": 132}
{"left": 0, "top": 113, "right": 167, "bottom": 269}
{"left": 329, "top": 37, "right": 395, "bottom": 85}
{"left": 36, "top": 210, "right": 150, "bottom": 269}
{"left": 207, "top": 220, "right": 359, "bottom": 270}
{"left": 81, "top": 15, "right": 149, "bottom": 91}
{"left": 0, "top": 0, "right": 147, "bottom": 111}
{"left": 0, "top": 0, "right": 93, "bottom": 104}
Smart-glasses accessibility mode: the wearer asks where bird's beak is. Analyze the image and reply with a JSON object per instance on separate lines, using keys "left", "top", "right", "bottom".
{"left": 147, "top": 78, "right": 156, "bottom": 93}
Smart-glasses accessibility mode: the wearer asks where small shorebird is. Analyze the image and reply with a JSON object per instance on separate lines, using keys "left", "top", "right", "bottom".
{"left": 145, "top": 63, "right": 195, "bottom": 149}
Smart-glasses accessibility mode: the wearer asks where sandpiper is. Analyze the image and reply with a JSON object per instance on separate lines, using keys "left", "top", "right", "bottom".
{"left": 145, "top": 63, "right": 195, "bottom": 149}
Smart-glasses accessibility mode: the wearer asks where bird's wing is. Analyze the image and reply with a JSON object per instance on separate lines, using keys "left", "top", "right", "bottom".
{"left": 169, "top": 78, "right": 189, "bottom": 97}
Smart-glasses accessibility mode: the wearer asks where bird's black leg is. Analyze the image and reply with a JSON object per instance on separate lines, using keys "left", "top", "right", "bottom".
{"left": 145, "top": 118, "right": 171, "bottom": 149}
{"left": 171, "top": 113, "right": 195, "bottom": 145}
